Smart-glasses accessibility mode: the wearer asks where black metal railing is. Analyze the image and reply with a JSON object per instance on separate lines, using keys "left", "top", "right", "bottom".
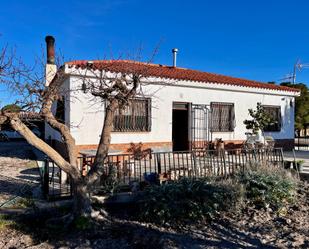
{"left": 42, "top": 158, "right": 73, "bottom": 200}
{"left": 295, "top": 136, "right": 309, "bottom": 150}
{"left": 41, "top": 148, "right": 284, "bottom": 200}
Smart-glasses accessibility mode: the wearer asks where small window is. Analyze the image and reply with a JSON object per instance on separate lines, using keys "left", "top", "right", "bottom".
{"left": 262, "top": 105, "right": 281, "bottom": 132}
{"left": 55, "top": 98, "right": 65, "bottom": 123}
{"left": 211, "top": 102, "right": 235, "bottom": 132}
{"left": 113, "top": 98, "right": 151, "bottom": 132}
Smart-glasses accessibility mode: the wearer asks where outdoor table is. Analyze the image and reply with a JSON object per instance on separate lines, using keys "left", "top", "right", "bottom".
{"left": 79, "top": 149, "right": 123, "bottom": 175}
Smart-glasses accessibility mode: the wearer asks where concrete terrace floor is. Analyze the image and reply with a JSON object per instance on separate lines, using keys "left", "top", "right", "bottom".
{"left": 283, "top": 150, "right": 309, "bottom": 176}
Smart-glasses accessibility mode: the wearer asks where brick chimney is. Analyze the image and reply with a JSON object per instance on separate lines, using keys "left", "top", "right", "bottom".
{"left": 45, "top": 35, "right": 57, "bottom": 86}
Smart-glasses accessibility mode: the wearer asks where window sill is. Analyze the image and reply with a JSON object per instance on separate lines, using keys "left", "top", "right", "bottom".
{"left": 111, "top": 131, "right": 151, "bottom": 133}
{"left": 211, "top": 131, "right": 235, "bottom": 133}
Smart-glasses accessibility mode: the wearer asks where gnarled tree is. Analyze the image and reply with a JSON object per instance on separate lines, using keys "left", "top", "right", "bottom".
{"left": 0, "top": 36, "right": 155, "bottom": 218}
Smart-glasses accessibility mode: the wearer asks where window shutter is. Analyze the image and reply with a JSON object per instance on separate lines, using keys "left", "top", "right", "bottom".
{"left": 230, "top": 104, "right": 236, "bottom": 131}
{"left": 147, "top": 99, "right": 152, "bottom": 132}
{"left": 210, "top": 102, "right": 235, "bottom": 132}
{"left": 211, "top": 103, "right": 220, "bottom": 132}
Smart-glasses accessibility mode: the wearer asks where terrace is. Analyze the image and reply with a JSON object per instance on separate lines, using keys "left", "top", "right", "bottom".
{"left": 40, "top": 147, "right": 284, "bottom": 200}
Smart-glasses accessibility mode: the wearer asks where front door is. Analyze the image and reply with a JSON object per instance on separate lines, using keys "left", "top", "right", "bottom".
{"left": 172, "top": 102, "right": 190, "bottom": 151}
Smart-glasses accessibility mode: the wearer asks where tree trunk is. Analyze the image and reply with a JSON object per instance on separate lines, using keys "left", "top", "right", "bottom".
{"left": 8, "top": 115, "right": 80, "bottom": 179}
{"left": 72, "top": 178, "right": 92, "bottom": 217}
{"left": 5, "top": 114, "right": 92, "bottom": 218}
{"left": 85, "top": 100, "right": 118, "bottom": 188}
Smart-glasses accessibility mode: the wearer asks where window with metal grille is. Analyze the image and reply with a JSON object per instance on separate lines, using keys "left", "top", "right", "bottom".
{"left": 210, "top": 102, "right": 235, "bottom": 132}
{"left": 262, "top": 105, "right": 281, "bottom": 132}
{"left": 113, "top": 98, "right": 151, "bottom": 132}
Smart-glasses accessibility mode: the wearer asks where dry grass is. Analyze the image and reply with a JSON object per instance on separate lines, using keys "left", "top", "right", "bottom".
{"left": 0, "top": 215, "right": 14, "bottom": 231}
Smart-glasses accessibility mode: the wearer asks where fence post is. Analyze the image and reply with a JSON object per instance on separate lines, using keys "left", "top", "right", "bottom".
{"left": 43, "top": 158, "right": 49, "bottom": 198}
{"left": 156, "top": 154, "right": 161, "bottom": 174}
{"left": 191, "top": 150, "right": 197, "bottom": 177}
{"left": 280, "top": 148, "right": 284, "bottom": 168}
{"left": 70, "top": 176, "right": 73, "bottom": 197}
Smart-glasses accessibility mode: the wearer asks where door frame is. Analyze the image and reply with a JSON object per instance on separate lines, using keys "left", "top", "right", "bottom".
{"left": 172, "top": 102, "right": 191, "bottom": 151}
{"left": 172, "top": 102, "right": 212, "bottom": 151}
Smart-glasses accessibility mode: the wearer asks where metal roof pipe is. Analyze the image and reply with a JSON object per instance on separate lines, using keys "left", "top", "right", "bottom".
{"left": 172, "top": 48, "right": 178, "bottom": 67}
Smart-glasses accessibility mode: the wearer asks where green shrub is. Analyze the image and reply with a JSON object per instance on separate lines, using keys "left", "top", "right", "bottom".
{"left": 138, "top": 178, "right": 242, "bottom": 225}
{"left": 236, "top": 165, "right": 296, "bottom": 210}
{"left": 0, "top": 214, "right": 14, "bottom": 231}
{"left": 95, "top": 163, "right": 119, "bottom": 195}
{"left": 74, "top": 216, "right": 92, "bottom": 230}
{"left": 137, "top": 164, "right": 297, "bottom": 225}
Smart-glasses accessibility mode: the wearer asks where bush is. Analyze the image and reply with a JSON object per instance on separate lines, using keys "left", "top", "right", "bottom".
{"left": 94, "top": 163, "right": 119, "bottom": 195}
{"left": 0, "top": 214, "right": 14, "bottom": 231}
{"left": 137, "top": 165, "right": 297, "bottom": 225}
{"left": 74, "top": 216, "right": 92, "bottom": 230}
{"left": 138, "top": 178, "right": 242, "bottom": 225}
{"left": 236, "top": 165, "right": 296, "bottom": 210}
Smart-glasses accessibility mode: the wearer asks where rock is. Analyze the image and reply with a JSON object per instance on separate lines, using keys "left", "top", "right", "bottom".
{"left": 266, "top": 207, "right": 273, "bottom": 212}
{"left": 21, "top": 235, "right": 33, "bottom": 246}
{"left": 292, "top": 236, "right": 305, "bottom": 247}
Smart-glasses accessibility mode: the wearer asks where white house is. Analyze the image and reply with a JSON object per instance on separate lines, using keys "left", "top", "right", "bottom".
{"left": 44, "top": 37, "right": 300, "bottom": 156}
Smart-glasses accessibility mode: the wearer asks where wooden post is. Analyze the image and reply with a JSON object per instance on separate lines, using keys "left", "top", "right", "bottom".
{"left": 156, "top": 154, "right": 161, "bottom": 174}
{"left": 43, "top": 158, "right": 49, "bottom": 198}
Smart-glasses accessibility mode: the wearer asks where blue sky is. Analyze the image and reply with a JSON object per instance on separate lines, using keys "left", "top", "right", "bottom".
{"left": 1, "top": 0, "right": 309, "bottom": 105}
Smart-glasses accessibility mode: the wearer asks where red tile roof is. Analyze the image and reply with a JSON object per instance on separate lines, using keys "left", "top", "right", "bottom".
{"left": 66, "top": 60, "right": 299, "bottom": 93}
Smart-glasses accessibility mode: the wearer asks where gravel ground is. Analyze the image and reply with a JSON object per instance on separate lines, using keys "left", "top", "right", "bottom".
{"left": 0, "top": 141, "right": 41, "bottom": 207}
{"left": 0, "top": 142, "right": 308, "bottom": 248}
{"left": 0, "top": 183, "right": 307, "bottom": 249}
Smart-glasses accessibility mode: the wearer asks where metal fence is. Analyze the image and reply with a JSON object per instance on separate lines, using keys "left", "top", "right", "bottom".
{"left": 42, "top": 158, "right": 73, "bottom": 200}
{"left": 295, "top": 136, "right": 309, "bottom": 150}
{"left": 42, "top": 148, "right": 284, "bottom": 200}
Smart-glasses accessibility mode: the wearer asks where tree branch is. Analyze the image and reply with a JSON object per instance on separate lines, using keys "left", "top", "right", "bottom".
{"left": 3, "top": 113, "right": 80, "bottom": 179}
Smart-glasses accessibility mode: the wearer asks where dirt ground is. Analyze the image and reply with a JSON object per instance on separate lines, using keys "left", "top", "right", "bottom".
{"left": 0, "top": 142, "right": 308, "bottom": 248}
{"left": 0, "top": 141, "right": 41, "bottom": 207}
{"left": 0, "top": 183, "right": 307, "bottom": 249}
{"left": 0, "top": 198, "right": 308, "bottom": 249}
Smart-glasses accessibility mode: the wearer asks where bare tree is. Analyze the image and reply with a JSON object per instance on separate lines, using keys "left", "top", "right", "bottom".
{"left": 0, "top": 36, "right": 157, "bottom": 219}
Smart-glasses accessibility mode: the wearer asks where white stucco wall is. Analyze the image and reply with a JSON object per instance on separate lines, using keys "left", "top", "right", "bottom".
{"left": 44, "top": 78, "right": 71, "bottom": 142}
{"left": 64, "top": 72, "right": 297, "bottom": 149}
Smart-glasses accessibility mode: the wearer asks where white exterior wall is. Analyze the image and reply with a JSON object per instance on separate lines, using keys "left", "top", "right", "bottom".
{"left": 44, "top": 78, "right": 71, "bottom": 142}
{"left": 66, "top": 73, "right": 297, "bottom": 149}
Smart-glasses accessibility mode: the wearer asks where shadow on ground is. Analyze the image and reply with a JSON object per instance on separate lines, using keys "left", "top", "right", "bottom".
{"left": 0, "top": 207, "right": 277, "bottom": 249}
{"left": 17, "top": 168, "right": 41, "bottom": 182}
{"left": 0, "top": 177, "right": 35, "bottom": 199}
{"left": 0, "top": 141, "right": 37, "bottom": 160}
